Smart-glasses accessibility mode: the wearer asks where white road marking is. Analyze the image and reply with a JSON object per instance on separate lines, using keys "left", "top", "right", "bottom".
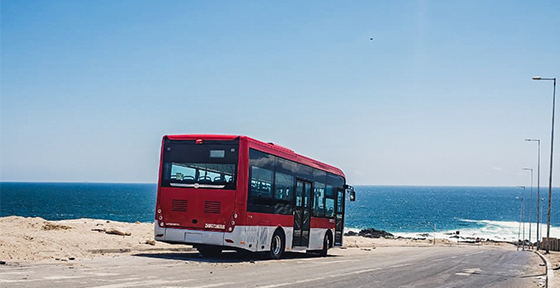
{"left": 44, "top": 275, "right": 86, "bottom": 280}
{"left": 321, "top": 259, "right": 360, "bottom": 264}
{"left": 0, "top": 279, "right": 26, "bottom": 283}
{"left": 388, "top": 263, "right": 411, "bottom": 269}
{"left": 88, "top": 279, "right": 194, "bottom": 288}
{"left": 0, "top": 271, "right": 27, "bottom": 275}
{"left": 88, "top": 273, "right": 119, "bottom": 276}
{"left": 187, "top": 283, "right": 235, "bottom": 288}
{"left": 455, "top": 268, "right": 482, "bottom": 276}
{"left": 0, "top": 279, "right": 43, "bottom": 283}
{"left": 298, "top": 259, "right": 360, "bottom": 265}
{"left": 258, "top": 267, "right": 385, "bottom": 288}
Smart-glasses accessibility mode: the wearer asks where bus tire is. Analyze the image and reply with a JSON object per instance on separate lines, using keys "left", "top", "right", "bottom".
{"left": 319, "top": 232, "right": 331, "bottom": 257}
{"left": 269, "top": 229, "right": 285, "bottom": 259}
{"left": 197, "top": 246, "right": 222, "bottom": 257}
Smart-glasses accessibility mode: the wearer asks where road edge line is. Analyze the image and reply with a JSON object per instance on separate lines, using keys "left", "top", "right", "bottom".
{"left": 535, "top": 250, "right": 554, "bottom": 288}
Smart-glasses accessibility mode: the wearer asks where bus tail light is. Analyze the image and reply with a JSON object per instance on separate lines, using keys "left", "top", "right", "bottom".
{"left": 196, "top": 139, "right": 204, "bottom": 144}
{"left": 226, "top": 210, "right": 238, "bottom": 233}
{"left": 156, "top": 206, "right": 164, "bottom": 226}
{"left": 225, "top": 239, "right": 234, "bottom": 243}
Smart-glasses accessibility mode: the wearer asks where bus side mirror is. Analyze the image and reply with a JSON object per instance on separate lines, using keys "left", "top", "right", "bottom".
{"left": 345, "top": 185, "right": 356, "bottom": 202}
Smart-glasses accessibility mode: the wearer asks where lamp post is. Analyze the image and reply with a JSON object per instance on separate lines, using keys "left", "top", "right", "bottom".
{"left": 542, "top": 197, "right": 545, "bottom": 249}
{"left": 533, "top": 76, "right": 557, "bottom": 254}
{"left": 516, "top": 196, "right": 523, "bottom": 251}
{"left": 523, "top": 167, "right": 534, "bottom": 247}
{"left": 517, "top": 186, "right": 526, "bottom": 251}
{"left": 526, "top": 138, "right": 541, "bottom": 249}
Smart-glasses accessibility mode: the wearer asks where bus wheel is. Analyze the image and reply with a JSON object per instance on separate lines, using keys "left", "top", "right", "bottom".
{"left": 269, "top": 229, "right": 285, "bottom": 259}
{"left": 319, "top": 233, "right": 330, "bottom": 257}
{"left": 197, "top": 246, "right": 222, "bottom": 257}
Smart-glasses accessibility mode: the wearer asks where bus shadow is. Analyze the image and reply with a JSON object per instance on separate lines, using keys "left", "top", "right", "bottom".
{"left": 134, "top": 250, "right": 341, "bottom": 263}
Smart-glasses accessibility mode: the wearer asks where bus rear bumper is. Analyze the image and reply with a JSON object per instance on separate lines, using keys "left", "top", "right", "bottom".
{"left": 154, "top": 221, "right": 225, "bottom": 246}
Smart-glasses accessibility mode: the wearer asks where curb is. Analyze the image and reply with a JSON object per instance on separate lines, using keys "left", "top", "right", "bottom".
{"left": 536, "top": 250, "right": 554, "bottom": 288}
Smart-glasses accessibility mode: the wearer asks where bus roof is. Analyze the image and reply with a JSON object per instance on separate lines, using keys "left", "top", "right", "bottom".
{"left": 164, "top": 134, "right": 345, "bottom": 178}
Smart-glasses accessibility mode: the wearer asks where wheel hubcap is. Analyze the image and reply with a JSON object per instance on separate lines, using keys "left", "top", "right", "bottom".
{"left": 273, "top": 235, "right": 281, "bottom": 255}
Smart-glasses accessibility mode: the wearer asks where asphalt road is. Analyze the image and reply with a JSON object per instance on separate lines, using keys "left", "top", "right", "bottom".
{"left": 0, "top": 245, "right": 546, "bottom": 288}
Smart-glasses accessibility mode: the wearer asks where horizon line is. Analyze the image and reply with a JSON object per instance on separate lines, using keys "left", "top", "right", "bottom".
{"left": 2, "top": 181, "right": 560, "bottom": 189}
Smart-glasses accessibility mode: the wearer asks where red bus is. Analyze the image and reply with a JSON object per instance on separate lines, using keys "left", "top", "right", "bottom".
{"left": 154, "top": 135, "right": 355, "bottom": 259}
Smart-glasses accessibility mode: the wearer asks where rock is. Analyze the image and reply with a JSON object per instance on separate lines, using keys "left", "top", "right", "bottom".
{"left": 43, "top": 223, "right": 73, "bottom": 231}
{"left": 145, "top": 240, "right": 156, "bottom": 245}
{"left": 356, "top": 228, "right": 394, "bottom": 239}
{"left": 105, "top": 228, "right": 131, "bottom": 236}
{"left": 344, "top": 231, "right": 358, "bottom": 236}
{"left": 0, "top": 261, "right": 6, "bottom": 265}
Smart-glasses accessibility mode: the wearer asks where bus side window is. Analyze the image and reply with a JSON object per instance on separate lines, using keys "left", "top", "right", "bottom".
{"left": 337, "top": 190, "right": 344, "bottom": 213}
{"left": 325, "top": 185, "right": 335, "bottom": 217}
{"left": 250, "top": 166, "right": 273, "bottom": 198}
{"left": 274, "top": 172, "right": 293, "bottom": 201}
{"left": 313, "top": 182, "right": 326, "bottom": 217}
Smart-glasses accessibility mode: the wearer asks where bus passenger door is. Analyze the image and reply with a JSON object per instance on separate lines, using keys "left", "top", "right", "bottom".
{"left": 335, "top": 189, "right": 345, "bottom": 246}
{"left": 293, "top": 180, "right": 312, "bottom": 247}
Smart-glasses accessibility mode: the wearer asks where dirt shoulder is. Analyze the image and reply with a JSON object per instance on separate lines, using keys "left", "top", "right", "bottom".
{"left": 0, "top": 216, "right": 185, "bottom": 263}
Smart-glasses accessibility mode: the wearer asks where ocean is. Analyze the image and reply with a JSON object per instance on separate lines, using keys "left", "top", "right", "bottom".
{"left": 1, "top": 183, "right": 559, "bottom": 242}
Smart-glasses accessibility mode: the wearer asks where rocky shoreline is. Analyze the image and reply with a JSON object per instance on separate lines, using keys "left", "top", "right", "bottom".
{"left": 345, "top": 228, "right": 395, "bottom": 239}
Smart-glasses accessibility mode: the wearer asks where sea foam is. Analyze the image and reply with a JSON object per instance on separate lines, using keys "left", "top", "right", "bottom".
{"left": 391, "top": 219, "right": 560, "bottom": 242}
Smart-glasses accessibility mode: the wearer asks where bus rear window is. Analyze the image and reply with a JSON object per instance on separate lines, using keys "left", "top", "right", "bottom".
{"left": 161, "top": 141, "right": 238, "bottom": 190}
{"left": 210, "top": 150, "right": 226, "bottom": 158}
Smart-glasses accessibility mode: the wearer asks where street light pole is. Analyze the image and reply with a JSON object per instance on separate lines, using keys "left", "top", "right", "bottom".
{"left": 523, "top": 196, "right": 527, "bottom": 251}
{"left": 542, "top": 197, "right": 545, "bottom": 248}
{"left": 517, "top": 186, "right": 526, "bottom": 251}
{"left": 533, "top": 76, "right": 557, "bottom": 254}
{"left": 526, "top": 139, "right": 541, "bottom": 249}
{"left": 517, "top": 195, "right": 523, "bottom": 251}
{"left": 523, "top": 167, "right": 534, "bottom": 247}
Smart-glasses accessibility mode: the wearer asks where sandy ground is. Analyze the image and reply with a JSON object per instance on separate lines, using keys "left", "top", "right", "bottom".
{"left": 0, "top": 216, "right": 528, "bottom": 264}
{"left": 0, "top": 216, "right": 182, "bottom": 263}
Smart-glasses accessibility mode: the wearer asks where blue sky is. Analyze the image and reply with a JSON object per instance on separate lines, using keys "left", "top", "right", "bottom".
{"left": 1, "top": 1, "right": 559, "bottom": 186}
